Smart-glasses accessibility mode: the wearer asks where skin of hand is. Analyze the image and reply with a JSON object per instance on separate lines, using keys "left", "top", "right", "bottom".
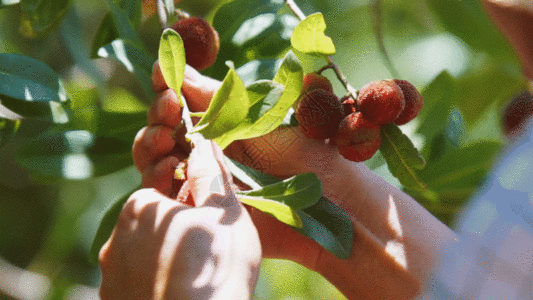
{"left": 130, "top": 62, "right": 459, "bottom": 299}
{"left": 481, "top": 0, "right": 533, "bottom": 80}
{"left": 99, "top": 140, "right": 262, "bottom": 299}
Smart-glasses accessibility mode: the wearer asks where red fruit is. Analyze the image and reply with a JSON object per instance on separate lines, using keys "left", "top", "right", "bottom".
{"left": 302, "top": 73, "right": 334, "bottom": 94}
{"left": 296, "top": 89, "right": 344, "bottom": 139}
{"left": 332, "top": 112, "right": 381, "bottom": 162}
{"left": 170, "top": 17, "right": 220, "bottom": 71}
{"left": 392, "top": 79, "right": 424, "bottom": 125}
{"left": 502, "top": 90, "right": 533, "bottom": 138}
{"left": 357, "top": 80, "right": 405, "bottom": 125}
{"left": 341, "top": 97, "right": 357, "bottom": 117}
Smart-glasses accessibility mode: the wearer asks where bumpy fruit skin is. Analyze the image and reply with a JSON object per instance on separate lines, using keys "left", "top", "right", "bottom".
{"left": 332, "top": 112, "right": 381, "bottom": 162}
{"left": 502, "top": 90, "right": 533, "bottom": 138}
{"left": 357, "top": 80, "right": 405, "bottom": 125}
{"left": 171, "top": 17, "right": 220, "bottom": 71}
{"left": 392, "top": 79, "right": 424, "bottom": 125}
{"left": 296, "top": 89, "right": 344, "bottom": 139}
{"left": 302, "top": 73, "right": 334, "bottom": 94}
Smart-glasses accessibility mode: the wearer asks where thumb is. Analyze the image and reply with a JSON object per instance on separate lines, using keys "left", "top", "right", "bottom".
{"left": 187, "top": 140, "right": 236, "bottom": 207}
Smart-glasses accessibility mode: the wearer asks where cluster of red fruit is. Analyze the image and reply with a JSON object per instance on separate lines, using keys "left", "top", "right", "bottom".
{"left": 296, "top": 73, "right": 424, "bottom": 162}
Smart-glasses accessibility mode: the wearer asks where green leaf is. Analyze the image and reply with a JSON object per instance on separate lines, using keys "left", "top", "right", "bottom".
{"left": 380, "top": 123, "right": 426, "bottom": 191}
{"left": 273, "top": 50, "right": 304, "bottom": 109}
{"left": 291, "top": 13, "right": 336, "bottom": 56}
{"left": 0, "top": 118, "right": 20, "bottom": 148}
{"left": 238, "top": 173, "right": 322, "bottom": 210}
{"left": 89, "top": 185, "right": 140, "bottom": 264}
{"left": 96, "top": 39, "right": 155, "bottom": 100}
{"left": 188, "top": 68, "right": 250, "bottom": 147}
{"left": 224, "top": 156, "right": 281, "bottom": 189}
{"left": 208, "top": 0, "right": 294, "bottom": 80}
{"left": 105, "top": 0, "right": 145, "bottom": 48}
{"left": 0, "top": 53, "right": 61, "bottom": 101}
{"left": 298, "top": 197, "right": 353, "bottom": 259}
{"left": 17, "top": 129, "right": 134, "bottom": 179}
{"left": 112, "top": 0, "right": 142, "bottom": 27}
{"left": 0, "top": 53, "right": 69, "bottom": 122}
{"left": 225, "top": 156, "right": 353, "bottom": 259}
{"left": 236, "top": 59, "right": 282, "bottom": 86}
{"left": 158, "top": 29, "right": 187, "bottom": 105}
{"left": 417, "top": 71, "right": 456, "bottom": 143}
{"left": 191, "top": 52, "right": 303, "bottom": 149}
{"left": 90, "top": 12, "right": 119, "bottom": 59}
{"left": 238, "top": 195, "right": 303, "bottom": 228}
{"left": 20, "top": 0, "right": 71, "bottom": 38}
{"left": 418, "top": 141, "right": 502, "bottom": 191}
{"left": 0, "top": 0, "right": 20, "bottom": 7}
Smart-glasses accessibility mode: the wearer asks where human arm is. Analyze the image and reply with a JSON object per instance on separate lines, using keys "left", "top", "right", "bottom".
{"left": 131, "top": 62, "right": 458, "bottom": 299}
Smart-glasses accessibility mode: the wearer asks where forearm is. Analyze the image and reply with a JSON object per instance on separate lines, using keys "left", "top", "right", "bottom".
{"left": 320, "top": 156, "right": 458, "bottom": 287}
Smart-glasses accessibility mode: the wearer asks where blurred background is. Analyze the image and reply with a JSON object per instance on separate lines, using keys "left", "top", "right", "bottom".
{"left": 0, "top": 0, "right": 528, "bottom": 299}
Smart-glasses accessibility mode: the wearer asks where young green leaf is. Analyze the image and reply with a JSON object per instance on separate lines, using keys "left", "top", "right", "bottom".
{"left": 380, "top": 123, "right": 426, "bottom": 191}
{"left": 298, "top": 197, "right": 354, "bottom": 259}
{"left": 291, "top": 13, "right": 336, "bottom": 56}
{"left": 237, "top": 195, "right": 303, "bottom": 228}
{"left": 188, "top": 68, "right": 250, "bottom": 146}
{"left": 158, "top": 29, "right": 187, "bottom": 106}
{"left": 237, "top": 173, "right": 323, "bottom": 210}
{"left": 273, "top": 50, "right": 304, "bottom": 110}
{"left": 89, "top": 185, "right": 140, "bottom": 264}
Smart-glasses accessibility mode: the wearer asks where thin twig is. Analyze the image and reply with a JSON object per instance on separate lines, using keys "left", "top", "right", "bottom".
{"left": 285, "top": 0, "right": 306, "bottom": 21}
{"left": 370, "top": 0, "right": 400, "bottom": 78}
{"left": 285, "top": 0, "right": 359, "bottom": 104}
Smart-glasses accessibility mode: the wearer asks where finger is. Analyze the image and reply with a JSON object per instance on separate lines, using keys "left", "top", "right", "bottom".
{"left": 142, "top": 156, "right": 182, "bottom": 196}
{"left": 182, "top": 65, "right": 222, "bottom": 112}
{"left": 148, "top": 89, "right": 182, "bottom": 127}
{"left": 152, "top": 61, "right": 169, "bottom": 93}
{"left": 133, "top": 126, "right": 178, "bottom": 173}
{"left": 187, "top": 140, "right": 236, "bottom": 207}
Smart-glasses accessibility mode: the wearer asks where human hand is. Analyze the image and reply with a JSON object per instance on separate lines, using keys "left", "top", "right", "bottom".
{"left": 99, "top": 140, "right": 262, "bottom": 299}
{"left": 131, "top": 61, "right": 459, "bottom": 299}
{"left": 482, "top": 0, "right": 533, "bottom": 80}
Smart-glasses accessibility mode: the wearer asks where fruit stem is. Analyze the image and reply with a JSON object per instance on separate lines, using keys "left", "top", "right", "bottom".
{"left": 285, "top": 0, "right": 359, "bottom": 104}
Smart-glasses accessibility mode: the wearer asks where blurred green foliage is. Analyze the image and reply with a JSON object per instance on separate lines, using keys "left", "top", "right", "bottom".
{"left": 0, "top": 0, "right": 527, "bottom": 299}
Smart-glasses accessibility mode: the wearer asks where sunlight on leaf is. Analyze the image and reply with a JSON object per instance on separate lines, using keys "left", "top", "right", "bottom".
{"left": 238, "top": 195, "right": 303, "bottom": 228}
{"left": 291, "top": 13, "right": 336, "bottom": 56}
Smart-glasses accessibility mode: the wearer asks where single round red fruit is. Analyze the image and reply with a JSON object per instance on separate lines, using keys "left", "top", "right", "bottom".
{"left": 502, "top": 90, "right": 533, "bottom": 138}
{"left": 357, "top": 80, "right": 405, "bottom": 125}
{"left": 392, "top": 79, "right": 424, "bottom": 125}
{"left": 296, "top": 89, "right": 344, "bottom": 139}
{"left": 302, "top": 73, "right": 334, "bottom": 94}
{"left": 170, "top": 17, "right": 220, "bottom": 71}
{"left": 332, "top": 112, "right": 381, "bottom": 162}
